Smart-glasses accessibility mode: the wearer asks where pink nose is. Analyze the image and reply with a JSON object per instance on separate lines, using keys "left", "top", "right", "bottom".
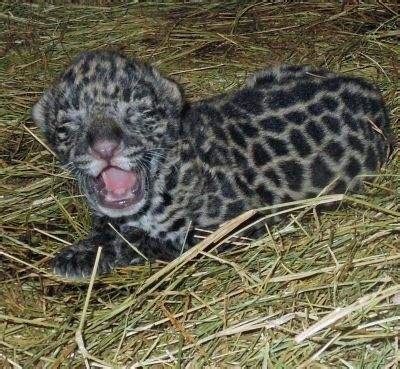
{"left": 91, "top": 140, "right": 120, "bottom": 159}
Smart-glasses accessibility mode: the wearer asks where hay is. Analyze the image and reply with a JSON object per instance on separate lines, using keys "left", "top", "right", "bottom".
{"left": 0, "top": 1, "right": 399, "bottom": 367}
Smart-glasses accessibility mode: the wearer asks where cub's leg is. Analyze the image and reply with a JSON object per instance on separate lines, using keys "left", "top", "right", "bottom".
{"left": 52, "top": 217, "right": 179, "bottom": 278}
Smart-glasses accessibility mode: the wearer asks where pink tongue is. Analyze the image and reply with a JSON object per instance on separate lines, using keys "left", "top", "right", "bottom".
{"left": 101, "top": 167, "right": 137, "bottom": 195}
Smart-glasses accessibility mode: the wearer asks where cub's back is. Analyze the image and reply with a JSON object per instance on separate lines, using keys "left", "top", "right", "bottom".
{"left": 185, "top": 65, "right": 393, "bottom": 222}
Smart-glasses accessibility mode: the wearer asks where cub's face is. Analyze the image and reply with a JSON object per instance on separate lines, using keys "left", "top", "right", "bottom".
{"left": 32, "top": 51, "right": 183, "bottom": 217}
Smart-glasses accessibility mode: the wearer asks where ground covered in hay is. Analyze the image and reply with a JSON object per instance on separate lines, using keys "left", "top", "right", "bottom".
{"left": 0, "top": 2, "right": 399, "bottom": 368}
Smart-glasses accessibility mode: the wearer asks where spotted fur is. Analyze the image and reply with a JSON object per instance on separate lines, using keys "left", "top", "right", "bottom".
{"left": 32, "top": 51, "right": 393, "bottom": 278}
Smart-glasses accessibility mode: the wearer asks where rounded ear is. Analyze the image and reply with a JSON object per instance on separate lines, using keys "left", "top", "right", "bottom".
{"left": 150, "top": 68, "right": 184, "bottom": 118}
{"left": 32, "top": 91, "right": 54, "bottom": 133}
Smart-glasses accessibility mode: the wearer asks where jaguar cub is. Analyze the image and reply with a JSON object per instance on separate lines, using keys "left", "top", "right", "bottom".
{"left": 33, "top": 51, "right": 393, "bottom": 278}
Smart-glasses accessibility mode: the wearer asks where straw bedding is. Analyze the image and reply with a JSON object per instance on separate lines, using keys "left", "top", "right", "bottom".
{"left": 0, "top": 2, "right": 399, "bottom": 367}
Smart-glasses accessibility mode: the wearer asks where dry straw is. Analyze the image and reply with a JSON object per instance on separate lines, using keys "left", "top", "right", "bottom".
{"left": 0, "top": 1, "right": 399, "bottom": 367}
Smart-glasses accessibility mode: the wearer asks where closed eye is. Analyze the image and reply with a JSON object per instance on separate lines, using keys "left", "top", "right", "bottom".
{"left": 56, "top": 122, "right": 80, "bottom": 140}
{"left": 61, "top": 121, "right": 80, "bottom": 131}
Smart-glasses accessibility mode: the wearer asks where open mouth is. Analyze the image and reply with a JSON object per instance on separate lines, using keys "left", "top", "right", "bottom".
{"left": 93, "top": 167, "right": 144, "bottom": 209}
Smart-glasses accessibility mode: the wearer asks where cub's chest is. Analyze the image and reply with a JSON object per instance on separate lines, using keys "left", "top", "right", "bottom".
{"left": 120, "top": 210, "right": 187, "bottom": 244}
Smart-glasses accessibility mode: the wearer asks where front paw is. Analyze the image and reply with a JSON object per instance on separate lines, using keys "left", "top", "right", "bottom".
{"left": 53, "top": 240, "right": 115, "bottom": 279}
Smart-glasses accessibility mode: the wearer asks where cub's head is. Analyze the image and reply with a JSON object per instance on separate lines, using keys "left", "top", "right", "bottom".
{"left": 32, "top": 51, "right": 183, "bottom": 217}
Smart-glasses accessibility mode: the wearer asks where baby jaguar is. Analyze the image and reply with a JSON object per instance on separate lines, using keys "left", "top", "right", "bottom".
{"left": 33, "top": 51, "right": 393, "bottom": 278}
